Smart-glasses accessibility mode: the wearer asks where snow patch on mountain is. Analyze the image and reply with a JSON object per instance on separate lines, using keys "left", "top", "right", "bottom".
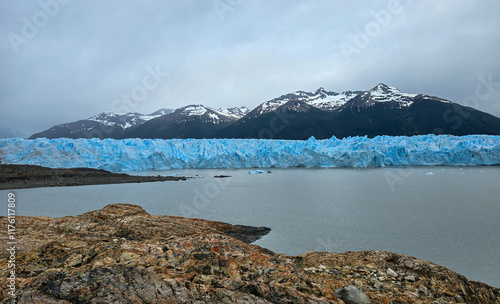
{"left": 259, "top": 98, "right": 289, "bottom": 114}
{"left": 354, "top": 83, "right": 448, "bottom": 108}
{"left": 364, "top": 83, "right": 418, "bottom": 106}
{"left": 307, "top": 89, "right": 361, "bottom": 111}
{"left": 1, "top": 135, "right": 498, "bottom": 172}
{"left": 173, "top": 105, "right": 240, "bottom": 124}
{"left": 256, "top": 87, "right": 363, "bottom": 115}
{"left": 88, "top": 109, "right": 174, "bottom": 129}
{"left": 218, "top": 107, "right": 250, "bottom": 119}
{"left": 180, "top": 105, "right": 208, "bottom": 116}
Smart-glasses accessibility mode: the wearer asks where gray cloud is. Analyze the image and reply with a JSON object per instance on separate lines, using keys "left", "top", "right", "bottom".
{"left": 1, "top": 0, "right": 499, "bottom": 136}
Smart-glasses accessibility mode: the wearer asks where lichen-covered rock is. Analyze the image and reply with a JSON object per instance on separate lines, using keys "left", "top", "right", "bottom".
{"left": 0, "top": 204, "right": 499, "bottom": 303}
{"left": 294, "top": 251, "right": 500, "bottom": 303}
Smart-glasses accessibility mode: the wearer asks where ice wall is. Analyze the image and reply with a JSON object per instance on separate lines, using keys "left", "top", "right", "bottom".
{"left": 0, "top": 135, "right": 499, "bottom": 172}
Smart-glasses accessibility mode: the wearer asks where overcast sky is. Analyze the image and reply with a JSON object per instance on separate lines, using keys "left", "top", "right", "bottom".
{"left": 1, "top": 0, "right": 500, "bottom": 136}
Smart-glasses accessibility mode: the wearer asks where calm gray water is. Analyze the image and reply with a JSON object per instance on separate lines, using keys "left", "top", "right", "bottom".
{"left": 1, "top": 167, "right": 499, "bottom": 287}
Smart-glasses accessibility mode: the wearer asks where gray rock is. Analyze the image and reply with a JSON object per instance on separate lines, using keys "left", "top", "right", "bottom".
{"left": 417, "top": 286, "right": 429, "bottom": 296}
{"left": 405, "top": 275, "right": 416, "bottom": 282}
{"left": 403, "top": 260, "right": 414, "bottom": 269}
{"left": 335, "top": 286, "right": 371, "bottom": 304}
{"left": 454, "top": 294, "right": 464, "bottom": 302}
{"left": 373, "top": 281, "right": 384, "bottom": 290}
{"left": 330, "top": 268, "right": 343, "bottom": 275}
{"left": 386, "top": 268, "right": 398, "bottom": 277}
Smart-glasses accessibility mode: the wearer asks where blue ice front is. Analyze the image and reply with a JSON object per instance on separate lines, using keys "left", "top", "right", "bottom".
{"left": 0, "top": 135, "right": 499, "bottom": 172}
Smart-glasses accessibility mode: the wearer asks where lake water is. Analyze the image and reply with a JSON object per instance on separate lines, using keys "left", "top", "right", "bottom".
{"left": 1, "top": 166, "right": 499, "bottom": 287}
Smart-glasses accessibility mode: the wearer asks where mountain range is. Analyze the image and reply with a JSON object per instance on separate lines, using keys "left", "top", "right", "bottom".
{"left": 29, "top": 84, "right": 500, "bottom": 140}
{"left": 29, "top": 107, "right": 249, "bottom": 140}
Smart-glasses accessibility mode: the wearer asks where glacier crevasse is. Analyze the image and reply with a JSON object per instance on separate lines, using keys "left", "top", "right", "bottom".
{"left": 0, "top": 135, "right": 499, "bottom": 172}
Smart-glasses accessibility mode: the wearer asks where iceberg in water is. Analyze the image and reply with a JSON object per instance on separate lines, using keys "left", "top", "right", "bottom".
{"left": 0, "top": 135, "right": 499, "bottom": 172}
{"left": 248, "top": 170, "right": 271, "bottom": 174}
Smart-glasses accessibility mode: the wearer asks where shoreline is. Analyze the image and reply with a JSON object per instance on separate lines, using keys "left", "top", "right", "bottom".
{"left": 0, "top": 204, "right": 498, "bottom": 303}
{"left": 0, "top": 164, "right": 191, "bottom": 190}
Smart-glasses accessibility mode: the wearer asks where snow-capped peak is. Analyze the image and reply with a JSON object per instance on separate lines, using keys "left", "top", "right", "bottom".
{"left": 218, "top": 106, "right": 250, "bottom": 119}
{"left": 360, "top": 83, "right": 418, "bottom": 107}
{"left": 180, "top": 105, "right": 208, "bottom": 116}
{"left": 369, "top": 83, "right": 407, "bottom": 96}
{"left": 306, "top": 89, "right": 360, "bottom": 111}
{"left": 371, "top": 83, "right": 395, "bottom": 92}
{"left": 88, "top": 109, "right": 173, "bottom": 129}
{"left": 174, "top": 104, "right": 240, "bottom": 124}
{"left": 256, "top": 87, "right": 360, "bottom": 115}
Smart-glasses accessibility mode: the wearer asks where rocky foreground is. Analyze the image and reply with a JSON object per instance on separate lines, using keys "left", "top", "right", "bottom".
{"left": 0, "top": 165, "right": 189, "bottom": 190}
{"left": 0, "top": 204, "right": 498, "bottom": 304}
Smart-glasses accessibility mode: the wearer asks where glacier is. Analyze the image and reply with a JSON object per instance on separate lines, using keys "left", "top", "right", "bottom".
{"left": 0, "top": 135, "right": 499, "bottom": 172}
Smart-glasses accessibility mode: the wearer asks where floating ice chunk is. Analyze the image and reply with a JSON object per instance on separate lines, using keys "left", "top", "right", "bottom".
{"left": 248, "top": 170, "right": 271, "bottom": 174}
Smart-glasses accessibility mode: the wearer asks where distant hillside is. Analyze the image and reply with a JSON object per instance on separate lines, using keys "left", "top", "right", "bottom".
{"left": 29, "top": 109, "right": 173, "bottom": 139}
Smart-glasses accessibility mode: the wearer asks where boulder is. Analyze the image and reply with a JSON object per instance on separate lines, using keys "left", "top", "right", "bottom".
{"left": 335, "top": 286, "right": 371, "bottom": 304}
